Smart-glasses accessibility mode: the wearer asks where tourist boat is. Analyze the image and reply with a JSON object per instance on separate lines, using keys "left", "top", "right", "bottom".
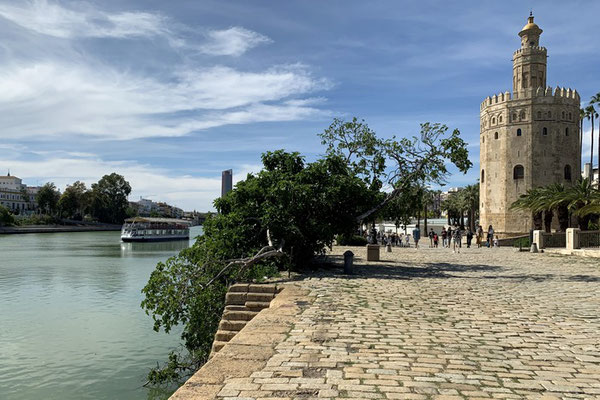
{"left": 121, "top": 217, "right": 191, "bottom": 242}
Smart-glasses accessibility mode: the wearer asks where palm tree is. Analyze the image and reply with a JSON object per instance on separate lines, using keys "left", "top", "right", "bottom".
{"left": 585, "top": 105, "right": 598, "bottom": 169}
{"left": 461, "top": 184, "right": 479, "bottom": 231}
{"left": 557, "top": 178, "right": 598, "bottom": 230}
{"left": 591, "top": 93, "right": 600, "bottom": 187}
{"left": 580, "top": 107, "right": 586, "bottom": 174}
{"left": 510, "top": 187, "right": 545, "bottom": 231}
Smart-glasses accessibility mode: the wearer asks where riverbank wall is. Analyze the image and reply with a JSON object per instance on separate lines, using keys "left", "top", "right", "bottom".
{"left": 169, "top": 283, "right": 313, "bottom": 400}
{"left": 0, "top": 224, "right": 122, "bottom": 234}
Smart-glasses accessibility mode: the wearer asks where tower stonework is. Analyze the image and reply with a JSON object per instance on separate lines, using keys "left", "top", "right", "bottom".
{"left": 479, "top": 15, "right": 580, "bottom": 236}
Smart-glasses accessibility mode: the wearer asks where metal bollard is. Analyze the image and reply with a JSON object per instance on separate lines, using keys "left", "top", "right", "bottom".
{"left": 386, "top": 243, "right": 392, "bottom": 252}
{"left": 343, "top": 250, "right": 354, "bottom": 274}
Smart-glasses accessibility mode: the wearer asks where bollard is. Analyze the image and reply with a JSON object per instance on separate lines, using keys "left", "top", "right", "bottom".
{"left": 386, "top": 243, "right": 392, "bottom": 253}
{"left": 343, "top": 250, "right": 354, "bottom": 274}
{"left": 530, "top": 243, "right": 538, "bottom": 253}
{"left": 366, "top": 244, "right": 380, "bottom": 261}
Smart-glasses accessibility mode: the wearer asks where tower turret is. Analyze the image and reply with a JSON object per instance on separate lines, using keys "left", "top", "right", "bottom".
{"left": 513, "top": 13, "right": 547, "bottom": 92}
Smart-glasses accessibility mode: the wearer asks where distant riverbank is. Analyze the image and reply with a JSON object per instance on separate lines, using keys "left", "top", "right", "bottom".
{"left": 0, "top": 224, "right": 122, "bottom": 234}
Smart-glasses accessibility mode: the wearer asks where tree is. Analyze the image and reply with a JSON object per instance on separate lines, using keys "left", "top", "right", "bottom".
{"left": 585, "top": 105, "right": 598, "bottom": 169}
{"left": 142, "top": 151, "right": 375, "bottom": 383}
{"left": 591, "top": 93, "right": 600, "bottom": 188}
{"left": 462, "top": 184, "right": 480, "bottom": 231}
{"left": 0, "top": 205, "right": 15, "bottom": 226}
{"left": 90, "top": 174, "right": 131, "bottom": 224}
{"left": 58, "top": 181, "right": 89, "bottom": 219}
{"left": 580, "top": 107, "right": 585, "bottom": 173}
{"left": 320, "top": 121, "right": 472, "bottom": 223}
{"left": 36, "top": 183, "right": 60, "bottom": 215}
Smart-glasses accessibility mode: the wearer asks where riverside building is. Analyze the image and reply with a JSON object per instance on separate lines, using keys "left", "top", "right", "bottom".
{"left": 479, "top": 14, "right": 580, "bottom": 236}
{"left": 0, "top": 173, "right": 38, "bottom": 213}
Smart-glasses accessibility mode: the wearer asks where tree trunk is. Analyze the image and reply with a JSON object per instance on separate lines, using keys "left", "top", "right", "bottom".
{"left": 417, "top": 209, "right": 421, "bottom": 227}
{"left": 557, "top": 205, "right": 569, "bottom": 232}
{"left": 423, "top": 203, "right": 428, "bottom": 233}
{"left": 447, "top": 213, "right": 450, "bottom": 225}
{"left": 543, "top": 210, "right": 553, "bottom": 233}
{"left": 460, "top": 212, "right": 465, "bottom": 229}
{"left": 533, "top": 211, "right": 543, "bottom": 230}
{"left": 591, "top": 114, "right": 595, "bottom": 168}
{"left": 580, "top": 118, "right": 583, "bottom": 176}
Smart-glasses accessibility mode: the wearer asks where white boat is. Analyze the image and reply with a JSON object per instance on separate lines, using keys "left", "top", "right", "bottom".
{"left": 121, "top": 217, "right": 191, "bottom": 242}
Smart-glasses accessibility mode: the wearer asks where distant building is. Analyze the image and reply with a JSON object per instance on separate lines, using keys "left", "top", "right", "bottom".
{"left": 582, "top": 163, "right": 599, "bottom": 187}
{"left": 131, "top": 197, "right": 183, "bottom": 218}
{"left": 0, "top": 173, "right": 38, "bottom": 214}
{"left": 221, "top": 169, "right": 233, "bottom": 197}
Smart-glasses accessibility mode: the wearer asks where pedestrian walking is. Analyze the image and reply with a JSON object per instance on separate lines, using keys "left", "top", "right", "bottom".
{"left": 476, "top": 225, "right": 484, "bottom": 248}
{"left": 441, "top": 227, "right": 447, "bottom": 248}
{"left": 447, "top": 226, "right": 453, "bottom": 248}
{"left": 433, "top": 233, "right": 439, "bottom": 248}
{"left": 405, "top": 234, "right": 410, "bottom": 247}
{"left": 487, "top": 225, "right": 494, "bottom": 248}
{"left": 412, "top": 224, "right": 421, "bottom": 249}
{"left": 428, "top": 228, "right": 434, "bottom": 247}
{"left": 466, "top": 228, "right": 473, "bottom": 248}
{"left": 453, "top": 225, "right": 462, "bottom": 253}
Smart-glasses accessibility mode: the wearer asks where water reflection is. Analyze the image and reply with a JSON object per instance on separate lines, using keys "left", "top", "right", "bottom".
{"left": 120, "top": 240, "right": 189, "bottom": 257}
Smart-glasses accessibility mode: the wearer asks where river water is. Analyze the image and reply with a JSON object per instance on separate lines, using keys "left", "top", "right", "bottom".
{"left": 0, "top": 227, "right": 202, "bottom": 400}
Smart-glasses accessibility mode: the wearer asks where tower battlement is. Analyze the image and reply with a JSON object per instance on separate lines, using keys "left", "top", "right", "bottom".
{"left": 480, "top": 87, "right": 580, "bottom": 111}
{"left": 512, "top": 46, "right": 547, "bottom": 56}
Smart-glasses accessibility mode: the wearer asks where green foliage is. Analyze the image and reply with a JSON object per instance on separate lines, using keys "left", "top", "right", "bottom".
{"left": 90, "top": 173, "right": 132, "bottom": 224}
{"left": 58, "top": 181, "right": 90, "bottom": 219}
{"left": 0, "top": 205, "right": 15, "bottom": 226}
{"left": 337, "top": 234, "right": 368, "bottom": 246}
{"left": 142, "top": 151, "right": 374, "bottom": 384}
{"left": 36, "top": 182, "right": 61, "bottom": 215}
{"left": 16, "top": 214, "right": 60, "bottom": 226}
{"left": 513, "top": 237, "right": 531, "bottom": 248}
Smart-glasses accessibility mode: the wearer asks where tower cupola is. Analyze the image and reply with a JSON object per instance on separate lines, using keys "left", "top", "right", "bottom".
{"left": 518, "top": 12, "right": 543, "bottom": 48}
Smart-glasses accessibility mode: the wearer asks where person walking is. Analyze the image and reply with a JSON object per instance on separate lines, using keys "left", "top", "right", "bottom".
{"left": 466, "top": 228, "right": 473, "bottom": 248}
{"left": 412, "top": 224, "right": 421, "bottom": 249}
{"left": 428, "top": 228, "right": 435, "bottom": 247}
{"left": 447, "top": 226, "right": 453, "bottom": 248}
{"left": 405, "top": 233, "right": 410, "bottom": 247}
{"left": 441, "top": 227, "right": 447, "bottom": 248}
{"left": 433, "top": 233, "right": 439, "bottom": 248}
{"left": 453, "top": 225, "right": 462, "bottom": 253}
{"left": 476, "top": 225, "right": 484, "bottom": 248}
{"left": 487, "top": 225, "right": 494, "bottom": 248}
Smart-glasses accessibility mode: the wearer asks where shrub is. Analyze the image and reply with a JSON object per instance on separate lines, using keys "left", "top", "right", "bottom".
{"left": 0, "top": 205, "right": 15, "bottom": 226}
{"left": 337, "top": 234, "right": 368, "bottom": 246}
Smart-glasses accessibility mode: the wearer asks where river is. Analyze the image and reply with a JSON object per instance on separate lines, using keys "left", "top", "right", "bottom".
{"left": 0, "top": 226, "right": 203, "bottom": 400}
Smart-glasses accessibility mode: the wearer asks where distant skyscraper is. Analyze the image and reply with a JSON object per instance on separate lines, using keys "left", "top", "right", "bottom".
{"left": 221, "top": 169, "right": 232, "bottom": 197}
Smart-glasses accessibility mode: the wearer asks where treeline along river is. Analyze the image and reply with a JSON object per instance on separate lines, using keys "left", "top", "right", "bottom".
{"left": 0, "top": 227, "right": 202, "bottom": 400}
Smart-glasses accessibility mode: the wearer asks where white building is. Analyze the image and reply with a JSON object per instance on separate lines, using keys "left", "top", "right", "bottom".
{"left": 0, "top": 173, "right": 37, "bottom": 213}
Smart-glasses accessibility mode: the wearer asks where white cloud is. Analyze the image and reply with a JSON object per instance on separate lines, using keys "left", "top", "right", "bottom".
{"left": 0, "top": 62, "right": 331, "bottom": 140}
{"left": 0, "top": 0, "right": 169, "bottom": 39}
{"left": 199, "top": 27, "right": 271, "bottom": 56}
{"left": 1, "top": 155, "right": 222, "bottom": 211}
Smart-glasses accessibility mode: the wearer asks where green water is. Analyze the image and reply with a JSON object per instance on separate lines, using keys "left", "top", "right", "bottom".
{"left": 0, "top": 227, "right": 202, "bottom": 400}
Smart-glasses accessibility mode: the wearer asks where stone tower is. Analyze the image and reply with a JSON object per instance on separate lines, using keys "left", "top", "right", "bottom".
{"left": 479, "top": 14, "right": 580, "bottom": 236}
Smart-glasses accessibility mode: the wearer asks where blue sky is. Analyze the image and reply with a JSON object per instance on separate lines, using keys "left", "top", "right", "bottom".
{"left": 0, "top": 0, "right": 598, "bottom": 211}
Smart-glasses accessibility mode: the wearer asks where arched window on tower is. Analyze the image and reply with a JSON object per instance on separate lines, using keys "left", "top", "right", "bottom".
{"left": 542, "top": 127, "right": 548, "bottom": 136}
{"left": 569, "top": 112, "right": 572, "bottom": 120}
{"left": 492, "top": 117, "right": 496, "bottom": 124}
{"left": 494, "top": 132, "right": 499, "bottom": 139}
{"left": 481, "top": 169, "right": 485, "bottom": 183}
{"left": 564, "top": 165, "right": 572, "bottom": 181}
{"left": 513, "top": 165, "right": 524, "bottom": 180}
{"left": 520, "top": 111, "right": 526, "bottom": 120}
{"left": 499, "top": 115, "right": 503, "bottom": 123}
{"left": 565, "top": 127, "right": 569, "bottom": 136}
{"left": 517, "top": 128, "right": 522, "bottom": 137}
{"left": 537, "top": 111, "right": 542, "bottom": 119}
{"left": 512, "top": 113, "right": 517, "bottom": 121}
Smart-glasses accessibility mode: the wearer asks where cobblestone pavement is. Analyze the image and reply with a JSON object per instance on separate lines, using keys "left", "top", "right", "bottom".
{"left": 217, "top": 247, "right": 600, "bottom": 399}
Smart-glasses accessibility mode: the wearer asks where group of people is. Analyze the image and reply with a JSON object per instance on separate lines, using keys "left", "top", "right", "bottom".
{"left": 373, "top": 224, "right": 498, "bottom": 251}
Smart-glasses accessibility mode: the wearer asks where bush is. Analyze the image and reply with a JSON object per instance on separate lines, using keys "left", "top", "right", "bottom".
{"left": 16, "top": 214, "right": 60, "bottom": 226}
{"left": 0, "top": 205, "right": 15, "bottom": 226}
{"left": 513, "top": 237, "right": 530, "bottom": 248}
{"left": 337, "top": 234, "right": 368, "bottom": 246}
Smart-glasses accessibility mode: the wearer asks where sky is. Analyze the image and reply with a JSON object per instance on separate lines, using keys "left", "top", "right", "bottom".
{"left": 0, "top": 0, "right": 599, "bottom": 211}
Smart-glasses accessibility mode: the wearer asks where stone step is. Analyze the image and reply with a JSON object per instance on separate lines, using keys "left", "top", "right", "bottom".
{"left": 245, "top": 301, "right": 271, "bottom": 310}
{"left": 225, "top": 292, "right": 247, "bottom": 306}
{"left": 223, "top": 310, "right": 258, "bottom": 321}
{"left": 247, "top": 292, "right": 275, "bottom": 302}
{"left": 219, "top": 319, "right": 247, "bottom": 332}
{"left": 224, "top": 304, "right": 249, "bottom": 312}
{"left": 248, "top": 283, "right": 277, "bottom": 293}
{"left": 211, "top": 340, "right": 227, "bottom": 354}
{"left": 228, "top": 283, "right": 249, "bottom": 292}
{"left": 214, "top": 330, "right": 237, "bottom": 342}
